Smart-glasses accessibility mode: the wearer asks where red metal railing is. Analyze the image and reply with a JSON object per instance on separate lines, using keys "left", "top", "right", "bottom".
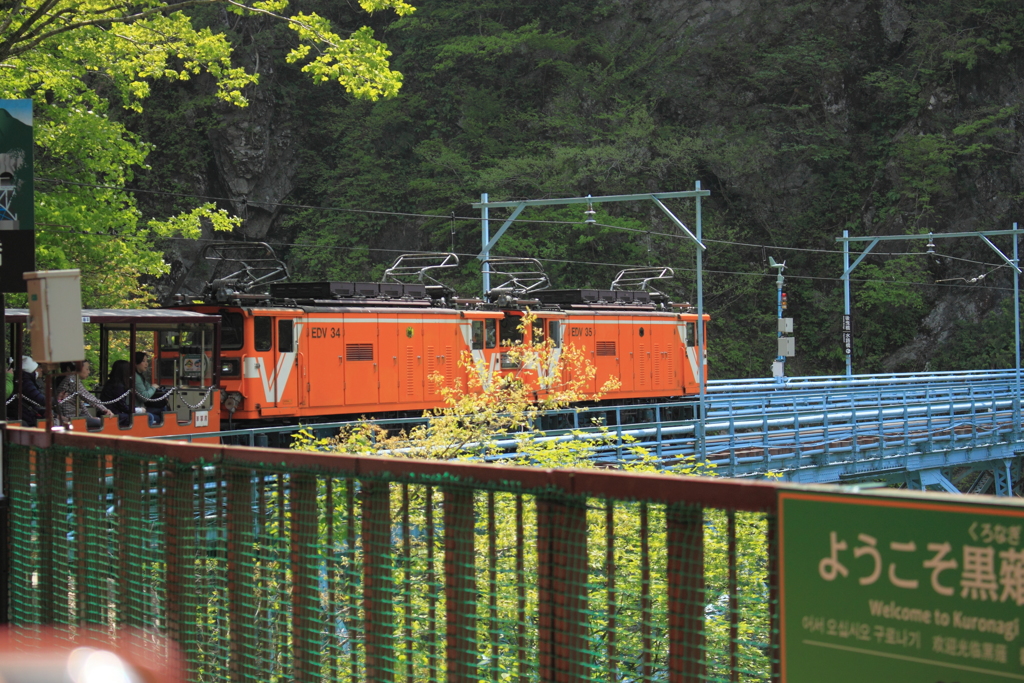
{"left": 4, "top": 426, "right": 781, "bottom": 682}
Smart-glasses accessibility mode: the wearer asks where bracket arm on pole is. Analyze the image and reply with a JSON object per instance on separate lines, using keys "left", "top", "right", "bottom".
{"left": 842, "top": 239, "right": 880, "bottom": 278}
{"left": 651, "top": 197, "right": 705, "bottom": 250}
{"left": 979, "top": 234, "right": 1023, "bottom": 274}
{"left": 476, "top": 203, "right": 526, "bottom": 260}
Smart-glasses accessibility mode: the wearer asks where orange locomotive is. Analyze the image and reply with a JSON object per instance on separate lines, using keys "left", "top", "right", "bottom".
{"left": 176, "top": 254, "right": 709, "bottom": 428}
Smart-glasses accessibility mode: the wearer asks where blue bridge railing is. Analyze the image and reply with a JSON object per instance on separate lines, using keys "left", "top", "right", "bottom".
{"left": 159, "top": 369, "right": 1024, "bottom": 493}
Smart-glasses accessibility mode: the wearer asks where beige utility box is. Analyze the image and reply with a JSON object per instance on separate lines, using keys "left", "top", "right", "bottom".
{"left": 23, "top": 269, "right": 84, "bottom": 363}
{"left": 778, "top": 337, "right": 795, "bottom": 357}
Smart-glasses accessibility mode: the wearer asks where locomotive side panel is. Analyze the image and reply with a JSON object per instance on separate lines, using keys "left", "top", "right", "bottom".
{"left": 592, "top": 315, "right": 622, "bottom": 394}
{"left": 651, "top": 317, "right": 674, "bottom": 392}
{"left": 340, "top": 311, "right": 467, "bottom": 414}
{"left": 664, "top": 322, "right": 677, "bottom": 391}
{"left": 396, "top": 317, "right": 424, "bottom": 404}
{"left": 562, "top": 311, "right": 696, "bottom": 402}
{"left": 343, "top": 314, "right": 380, "bottom": 408}
{"left": 582, "top": 311, "right": 694, "bottom": 401}
{"left": 379, "top": 317, "right": 400, "bottom": 405}
{"left": 440, "top": 316, "right": 458, "bottom": 393}
{"left": 563, "top": 313, "right": 598, "bottom": 395}
{"left": 302, "top": 310, "right": 469, "bottom": 415}
{"left": 423, "top": 317, "right": 443, "bottom": 401}
{"left": 632, "top": 317, "right": 651, "bottom": 393}
{"left": 305, "top": 315, "right": 345, "bottom": 412}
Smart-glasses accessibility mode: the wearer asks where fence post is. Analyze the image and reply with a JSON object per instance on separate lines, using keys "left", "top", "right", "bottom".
{"left": 7, "top": 442, "right": 32, "bottom": 625}
{"left": 164, "top": 463, "right": 197, "bottom": 667}
{"left": 667, "top": 503, "right": 705, "bottom": 682}
{"left": 37, "top": 446, "right": 61, "bottom": 625}
{"left": 115, "top": 456, "right": 145, "bottom": 629}
{"left": 444, "top": 487, "right": 476, "bottom": 683}
{"left": 537, "top": 495, "right": 589, "bottom": 683}
{"left": 291, "top": 473, "right": 320, "bottom": 681}
{"left": 226, "top": 468, "right": 258, "bottom": 683}
{"left": 74, "top": 450, "right": 105, "bottom": 627}
{"left": 362, "top": 481, "right": 394, "bottom": 682}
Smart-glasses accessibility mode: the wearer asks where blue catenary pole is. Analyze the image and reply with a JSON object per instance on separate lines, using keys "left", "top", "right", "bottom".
{"left": 776, "top": 265, "right": 785, "bottom": 380}
{"left": 1015, "top": 224, "right": 1020, "bottom": 439}
{"left": 696, "top": 180, "right": 705, "bottom": 462}
{"left": 481, "top": 192, "right": 490, "bottom": 296}
{"left": 843, "top": 229, "right": 852, "bottom": 378}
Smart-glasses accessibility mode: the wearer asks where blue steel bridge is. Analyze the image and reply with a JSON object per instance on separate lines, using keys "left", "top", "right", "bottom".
{"left": 561, "top": 368, "right": 1024, "bottom": 495}
{"left": 167, "top": 368, "right": 1024, "bottom": 496}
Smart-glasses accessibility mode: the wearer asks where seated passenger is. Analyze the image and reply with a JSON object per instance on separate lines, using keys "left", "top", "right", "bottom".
{"left": 57, "top": 360, "right": 115, "bottom": 430}
{"left": 102, "top": 360, "right": 155, "bottom": 427}
{"left": 134, "top": 352, "right": 168, "bottom": 422}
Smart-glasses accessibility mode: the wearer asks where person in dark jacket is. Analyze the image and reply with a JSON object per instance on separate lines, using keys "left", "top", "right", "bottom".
{"left": 14, "top": 356, "right": 47, "bottom": 426}
{"left": 100, "top": 360, "right": 136, "bottom": 428}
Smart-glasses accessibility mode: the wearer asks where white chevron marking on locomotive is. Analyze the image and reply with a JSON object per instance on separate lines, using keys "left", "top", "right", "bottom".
{"left": 678, "top": 323, "right": 704, "bottom": 384}
{"left": 459, "top": 322, "right": 503, "bottom": 388}
{"left": 686, "top": 346, "right": 701, "bottom": 383}
{"left": 244, "top": 322, "right": 305, "bottom": 403}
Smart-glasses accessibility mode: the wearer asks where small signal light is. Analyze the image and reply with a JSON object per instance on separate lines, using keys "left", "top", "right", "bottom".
{"left": 781, "top": 292, "right": 788, "bottom": 310}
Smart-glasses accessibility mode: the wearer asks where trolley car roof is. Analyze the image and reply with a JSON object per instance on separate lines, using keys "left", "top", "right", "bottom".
{"left": 4, "top": 308, "right": 221, "bottom": 328}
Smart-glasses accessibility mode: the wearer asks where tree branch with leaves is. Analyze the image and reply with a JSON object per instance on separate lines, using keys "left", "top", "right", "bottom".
{"left": 1, "top": 0, "right": 413, "bottom": 307}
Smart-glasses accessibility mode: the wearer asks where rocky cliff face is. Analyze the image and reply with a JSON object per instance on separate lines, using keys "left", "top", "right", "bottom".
{"left": 207, "top": 84, "right": 299, "bottom": 240}
{"left": 132, "top": 12, "right": 307, "bottom": 301}
{"left": 616, "top": 0, "right": 1023, "bottom": 372}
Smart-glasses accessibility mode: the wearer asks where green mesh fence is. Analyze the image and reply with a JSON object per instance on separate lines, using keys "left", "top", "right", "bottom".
{"left": 6, "top": 440, "right": 779, "bottom": 682}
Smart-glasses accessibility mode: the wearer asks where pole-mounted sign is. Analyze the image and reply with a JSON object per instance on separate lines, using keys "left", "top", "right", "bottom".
{"left": 842, "top": 314, "right": 853, "bottom": 357}
{"left": 0, "top": 99, "right": 36, "bottom": 293}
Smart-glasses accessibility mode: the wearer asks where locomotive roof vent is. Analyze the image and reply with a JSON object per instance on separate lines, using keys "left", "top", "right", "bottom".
{"left": 268, "top": 281, "right": 431, "bottom": 303}
{"left": 533, "top": 289, "right": 657, "bottom": 307}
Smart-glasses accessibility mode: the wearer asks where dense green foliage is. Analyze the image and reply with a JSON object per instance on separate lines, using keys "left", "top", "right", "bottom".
{"left": 21, "top": 0, "right": 1024, "bottom": 377}
{"left": 1, "top": 0, "right": 412, "bottom": 307}
{"left": 175, "top": 0, "right": 1024, "bottom": 377}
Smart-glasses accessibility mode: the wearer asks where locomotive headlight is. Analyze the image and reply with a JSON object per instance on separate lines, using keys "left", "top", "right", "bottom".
{"left": 222, "top": 391, "right": 243, "bottom": 413}
{"left": 220, "top": 358, "right": 241, "bottom": 377}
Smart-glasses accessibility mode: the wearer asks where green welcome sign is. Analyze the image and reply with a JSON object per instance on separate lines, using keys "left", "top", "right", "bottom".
{"left": 780, "top": 489, "right": 1024, "bottom": 682}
